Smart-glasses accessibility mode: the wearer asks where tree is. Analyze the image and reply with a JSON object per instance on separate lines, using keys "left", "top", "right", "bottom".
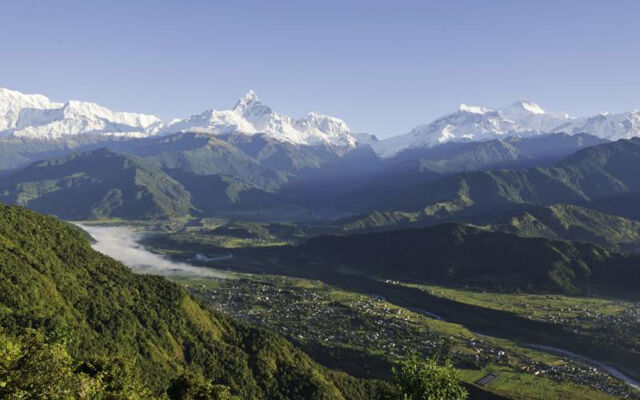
{"left": 75, "top": 356, "right": 155, "bottom": 399}
{"left": 392, "top": 353, "right": 467, "bottom": 400}
{"left": 167, "top": 371, "right": 236, "bottom": 400}
{"left": 0, "top": 329, "right": 155, "bottom": 400}
{"left": 0, "top": 329, "right": 81, "bottom": 399}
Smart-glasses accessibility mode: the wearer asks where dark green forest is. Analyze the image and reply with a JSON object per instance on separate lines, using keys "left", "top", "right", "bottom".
{"left": 0, "top": 204, "right": 397, "bottom": 399}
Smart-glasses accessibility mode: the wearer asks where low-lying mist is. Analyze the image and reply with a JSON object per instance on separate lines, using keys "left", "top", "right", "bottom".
{"left": 77, "top": 224, "right": 229, "bottom": 279}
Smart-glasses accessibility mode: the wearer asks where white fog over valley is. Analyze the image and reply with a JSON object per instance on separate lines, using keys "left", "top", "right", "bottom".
{"left": 77, "top": 224, "right": 229, "bottom": 279}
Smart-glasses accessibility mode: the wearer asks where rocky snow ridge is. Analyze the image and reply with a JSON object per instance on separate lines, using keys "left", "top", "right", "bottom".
{"left": 372, "top": 101, "right": 640, "bottom": 158}
{"left": 161, "top": 90, "right": 357, "bottom": 147}
{"left": 0, "top": 87, "right": 357, "bottom": 148}
{"left": 3, "top": 87, "right": 640, "bottom": 154}
{"left": 0, "top": 87, "right": 161, "bottom": 139}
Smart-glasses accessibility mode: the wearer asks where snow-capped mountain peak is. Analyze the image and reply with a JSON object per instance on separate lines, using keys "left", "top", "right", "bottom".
{"left": 373, "top": 99, "right": 640, "bottom": 158}
{"left": 4, "top": 86, "right": 640, "bottom": 155}
{"left": 506, "top": 100, "right": 546, "bottom": 115}
{"left": 232, "top": 90, "right": 264, "bottom": 114}
{"left": 372, "top": 100, "right": 575, "bottom": 158}
{"left": 0, "top": 87, "right": 161, "bottom": 139}
{"left": 458, "top": 104, "right": 493, "bottom": 115}
{"left": 568, "top": 109, "right": 640, "bottom": 140}
{"left": 0, "top": 87, "right": 60, "bottom": 132}
{"left": 161, "top": 91, "right": 358, "bottom": 148}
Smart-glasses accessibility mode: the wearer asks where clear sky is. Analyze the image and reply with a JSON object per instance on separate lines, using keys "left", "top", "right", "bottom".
{"left": 1, "top": 0, "right": 639, "bottom": 138}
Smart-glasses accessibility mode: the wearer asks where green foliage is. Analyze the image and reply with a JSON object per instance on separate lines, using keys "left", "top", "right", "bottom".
{"left": 167, "top": 371, "right": 236, "bottom": 400}
{"left": 346, "top": 138, "right": 640, "bottom": 230}
{"left": 0, "top": 329, "right": 153, "bottom": 400}
{"left": 0, "top": 329, "right": 79, "bottom": 399}
{"left": 208, "top": 221, "right": 303, "bottom": 241}
{"left": 0, "top": 203, "right": 377, "bottom": 398}
{"left": 0, "top": 136, "right": 299, "bottom": 220}
{"left": 492, "top": 204, "right": 640, "bottom": 253}
{"left": 0, "top": 149, "right": 193, "bottom": 220}
{"left": 297, "top": 223, "right": 640, "bottom": 295}
{"left": 133, "top": 132, "right": 291, "bottom": 191}
{"left": 391, "top": 353, "right": 467, "bottom": 400}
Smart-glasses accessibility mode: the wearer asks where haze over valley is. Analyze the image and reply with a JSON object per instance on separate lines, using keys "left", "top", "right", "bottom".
{"left": 2, "top": 1, "right": 640, "bottom": 399}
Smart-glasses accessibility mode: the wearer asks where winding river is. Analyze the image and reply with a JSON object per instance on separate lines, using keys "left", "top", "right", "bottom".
{"left": 525, "top": 344, "right": 640, "bottom": 391}
{"left": 78, "top": 225, "right": 640, "bottom": 392}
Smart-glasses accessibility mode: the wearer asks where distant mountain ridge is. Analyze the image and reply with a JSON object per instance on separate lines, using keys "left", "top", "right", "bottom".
{"left": 340, "top": 138, "right": 640, "bottom": 230}
{"left": 0, "top": 146, "right": 305, "bottom": 220}
{"left": 0, "top": 149, "right": 193, "bottom": 219}
{"left": 363, "top": 133, "right": 607, "bottom": 190}
{"left": 293, "top": 222, "right": 640, "bottom": 296}
{"left": 340, "top": 203, "right": 640, "bottom": 254}
{"left": 0, "top": 87, "right": 360, "bottom": 148}
{"left": 0, "top": 132, "right": 622, "bottom": 222}
{"left": 489, "top": 204, "right": 640, "bottom": 253}
{"left": 2, "top": 86, "right": 640, "bottom": 158}
{"left": 0, "top": 87, "right": 161, "bottom": 139}
{"left": 161, "top": 90, "right": 358, "bottom": 148}
{"left": 373, "top": 101, "right": 640, "bottom": 157}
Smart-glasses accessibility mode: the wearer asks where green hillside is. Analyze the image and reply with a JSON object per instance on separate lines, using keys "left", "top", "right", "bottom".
{"left": 222, "top": 133, "right": 338, "bottom": 173}
{"left": 0, "top": 203, "right": 388, "bottom": 398}
{"left": 345, "top": 133, "right": 606, "bottom": 200}
{"left": 0, "top": 146, "right": 293, "bottom": 221}
{"left": 164, "top": 168, "right": 284, "bottom": 216}
{"left": 341, "top": 204, "right": 640, "bottom": 254}
{"left": 125, "top": 133, "right": 292, "bottom": 191}
{"left": 438, "top": 138, "right": 640, "bottom": 208}
{"left": 345, "top": 138, "right": 640, "bottom": 228}
{"left": 0, "top": 148, "right": 194, "bottom": 220}
{"left": 490, "top": 204, "right": 640, "bottom": 253}
{"left": 294, "top": 223, "right": 640, "bottom": 296}
{"left": 389, "top": 140, "right": 521, "bottom": 175}
{"left": 0, "top": 136, "right": 123, "bottom": 171}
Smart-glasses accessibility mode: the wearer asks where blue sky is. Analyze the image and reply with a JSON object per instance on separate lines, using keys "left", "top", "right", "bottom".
{"left": 1, "top": 0, "right": 639, "bottom": 137}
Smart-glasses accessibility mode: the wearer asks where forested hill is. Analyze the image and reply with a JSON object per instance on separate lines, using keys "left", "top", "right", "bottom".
{"left": 0, "top": 203, "right": 388, "bottom": 399}
{"left": 0, "top": 148, "right": 194, "bottom": 220}
{"left": 341, "top": 138, "right": 640, "bottom": 229}
{"left": 294, "top": 223, "right": 640, "bottom": 296}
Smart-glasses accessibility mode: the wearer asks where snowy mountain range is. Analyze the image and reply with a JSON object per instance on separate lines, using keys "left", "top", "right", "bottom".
{"left": 0, "top": 87, "right": 357, "bottom": 148}
{"left": 372, "top": 101, "right": 640, "bottom": 157}
{"left": 0, "top": 87, "right": 161, "bottom": 139}
{"left": 2, "top": 86, "right": 640, "bottom": 157}
{"left": 159, "top": 90, "right": 356, "bottom": 147}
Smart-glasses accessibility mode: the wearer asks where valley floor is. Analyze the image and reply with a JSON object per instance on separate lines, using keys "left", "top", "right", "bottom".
{"left": 83, "top": 223, "right": 640, "bottom": 400}
{"left": 175, "top": 274, "right": 639, "bottom": 400}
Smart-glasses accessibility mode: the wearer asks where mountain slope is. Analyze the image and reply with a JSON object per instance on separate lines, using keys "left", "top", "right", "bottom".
{"left": 566, "top": 109, "right": 640, "bottom": 141}
{"left": 372, "top": 101, "right": 573, "bottom": 157}
{"left": 0, "top": 87, "right": 161, "bottom": 139}
{"left": 372, "top": 100, "right": 640, "bottom": 157}
{"left": 160, "top": 90, "right": 358, "bottom": 148}
{"left": 0, "top": 203, "right": 387, "bottom": 398}
{"left": 222, "top": 132, "right": 349, "bottom": 173}
{"left": 348, "top": 138, "right": 640, "bottom": 221}
{"left": 347, "top": 133, "right": 606, "bottom": 200}
{"left": 293, "top": 223, "right": 640, "bottom": 296}
{"left": 0, "top": 135, "right": 136, "bottom": 171}
{"left": 0, "top": 87, "right": 360, "bottom": 149}
{"left": 490, "top": 204, "right": 640, "bottom": 253}
{"left": 3, "top": 85, "right": 640, "bottom": 158}
{"left": 0, "top": 148, "right": 193, "bottom": 219}
{"left": 164, "top": 168, "right": 288, "bottom": 217}
{"left": 587, "top": 192, "right": 640, "bottom": 221}
{"left": 119, "top": 132, "right": 291, "bottom": 191}
{"left": 0, "top": 136, "right": 351, "bottom": 221}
